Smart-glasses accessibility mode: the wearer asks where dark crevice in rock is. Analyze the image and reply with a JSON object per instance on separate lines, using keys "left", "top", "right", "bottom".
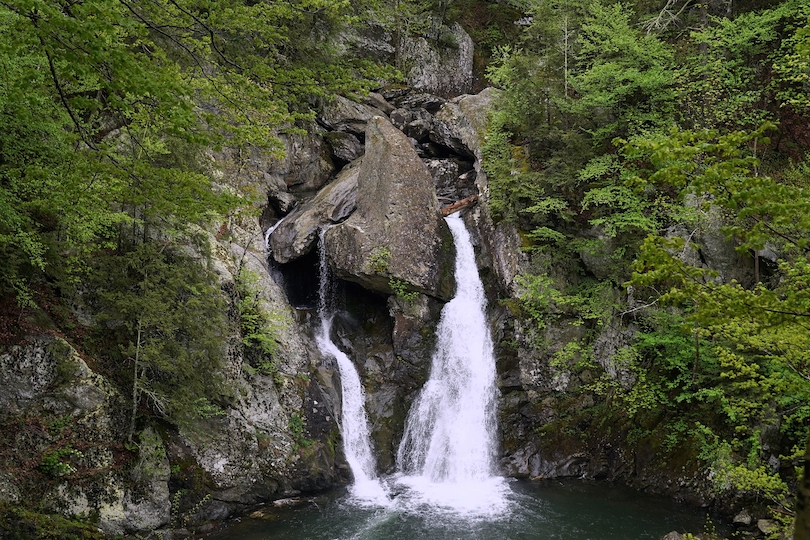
{"left": 275, "top": 249, "right": 321, "bottom": 309}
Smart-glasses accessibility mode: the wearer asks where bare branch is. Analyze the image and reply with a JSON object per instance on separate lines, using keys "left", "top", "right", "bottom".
{"left": 641, "top": 0, "right": 694, "bottom": 34}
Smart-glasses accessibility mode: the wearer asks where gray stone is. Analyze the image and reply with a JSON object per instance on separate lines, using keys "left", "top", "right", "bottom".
{"left": 272, "top": 497, "right": 302, "bottom": 507}
{"left": 3, "top": 339, "right": 175, "bottom": 537}
{"left": 271, "top": 188, "right": 299, "bottom": 215}
{"left": 394, "top": 93, "right": 447, "bottom": 114}
{"left": 579, "top": 226, "right": 621, "bottom": 280}
{"left": 768, "top": 453, "right": 780, "bottom": 473}
{"left": 400, "top": 23, "right": 474, "bottom": 97}
{"left": 318, "top": 95, "right": 387, "bottom": 135}
{"left": 592, "top": 319, "right": 638, "bottom": 390}
{"left": 279, "top": 130, "right": 336, "bottom": 193}
{"left": 335, "top": 22, "right": 395, "bottom": 63}
{"left": 390, "top": 108, "right": 415, "bottom": 130}
{"left": 424, "top": 158, "right": 476, "bottom": 203}
{"left": 62, "top": 383, "right": 107, "bottom": 412}
{"left": 669, "top": 195, "right": 755, "bottom": 287}
{"left": 425, "top": 158, "right": 461, "bottom": 198}
{"left": 0, "top": 338, "right": 61, "bottom": 416}
{"left": 734, "top": 508, "right": 752, "bottom": 525}
{"left": 269, "top": 159, "right": 361, "bottom": 263}
{"left": 696, "top": 203, "right": 755, "bottom": 286}
{"left": 490, "top": 222, "right": 525, "bottom": 294}
{"left": 403, "top": 117, "right": 434, "bottom": 143}
{"left": 390, "top": 107, "right": 437, "bottom": 143}
{"left": 364, "top": 92, "right": 395, "bottom": 115}
{"left": 757, "top": 519, "right": 777, "bottom": 534}
{"left": 324, "top": 131, "right": 364, "bottom": 163}
{"left": 0, "top": 471, "right": 19, "bottom": 503}
{"left": 196, "top": 499, "right": 231, "bottom": 522}
{"left": 0, "top": 337, "right": 119, "bottom": 422}
{"left": 209, "top": 126, "right": 333, "bottom": 210}
{"left": 660, "top": 533, "right": 683, "bottom": 540}
{"left": 432, "top": 87, "right": 499, "bottom": 160}
{"left": 121, "top": 427, "right": 171, "bottom": 533}
{"left": 325, "top": 116, "right": 456, "bottom": 300}
{"left": 464, "top": 204, "right": 528, "bottom": 297}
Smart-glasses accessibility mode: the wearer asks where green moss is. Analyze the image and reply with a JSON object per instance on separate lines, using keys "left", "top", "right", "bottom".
{"left": 0, "top": 504, "right": 103, "bottom": 540}
{"left": 389, "top": 278, "right": 419, "bottom": 303}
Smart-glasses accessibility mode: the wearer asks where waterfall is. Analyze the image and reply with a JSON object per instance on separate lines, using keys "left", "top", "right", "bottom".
{"left": 264, "top": 215, "right": 289, "bottom": 251}
{"left": 394, "top": 213, "right": 507, "bottom": 514}
{"left": 314, "top": 229, "right": 389, "bottom": 504}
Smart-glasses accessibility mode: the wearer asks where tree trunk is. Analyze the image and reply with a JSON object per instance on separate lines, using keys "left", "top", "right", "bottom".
{"left": 128, "top": 318, "right": 143, "bottom": 442}
{"left": 796, "top": 435, "right": 810, "bottom": 540}
{"left": 441, "top": 194, "right": 478, "bottom": 216}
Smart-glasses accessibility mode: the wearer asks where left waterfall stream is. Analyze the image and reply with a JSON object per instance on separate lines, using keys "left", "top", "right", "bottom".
{"left": 314, "top": 228, "right": 390, "bottom": 505}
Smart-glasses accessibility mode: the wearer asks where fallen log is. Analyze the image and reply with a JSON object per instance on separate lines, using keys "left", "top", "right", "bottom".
{"left": 441, "top": 194, "right": 479, "bottom": 217}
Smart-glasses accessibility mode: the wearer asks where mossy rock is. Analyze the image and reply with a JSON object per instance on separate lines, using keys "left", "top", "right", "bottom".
{"left": 0, "top": 504, "right": 103, "bottom": 540}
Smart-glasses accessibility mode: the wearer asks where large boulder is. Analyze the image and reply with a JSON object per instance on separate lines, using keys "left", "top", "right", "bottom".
{"left": 269, "top": 159, "right": 361, "bottom": 264}
{"left": 318, "top": 95, "right": 387, "bottom": 135}
{"left": 324, "top": 116, "right": 456, "bottom": 300}
{"left": 400, "top": 23, "right": 474, "bottom": 97}
{"left": 432, "top": 87, "right": 499, "bottom": 161}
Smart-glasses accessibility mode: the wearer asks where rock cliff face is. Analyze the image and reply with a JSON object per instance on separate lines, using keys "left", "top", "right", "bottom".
{"left": 165, "top": 241, "right": 348, "bottom": 511}
{"left": 0, "top": 337, "right": 165, "bottom": 536}
{"left": 0, "top": 241, "right": 349, "bottom": 536}
{"left": 262, "top": 87, "right": 496, "bottom": 473}
{"left": 1, "top": 16, "right": 769, "bottom": 535}
{"left": 399, "top": 22, "right": 475, "bottom": 97}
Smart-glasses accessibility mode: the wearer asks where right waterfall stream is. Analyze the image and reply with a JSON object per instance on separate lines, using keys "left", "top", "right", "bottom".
{"left": 394, "top": 213, "right": 508, "bottom": 515}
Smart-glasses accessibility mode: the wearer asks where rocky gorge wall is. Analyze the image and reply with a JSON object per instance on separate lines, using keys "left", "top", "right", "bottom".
{"left": 0, "top": 18, "right": 780, "bottom": 539}
{"left": 0, "top": 22, "right": 491, "bottom": 538}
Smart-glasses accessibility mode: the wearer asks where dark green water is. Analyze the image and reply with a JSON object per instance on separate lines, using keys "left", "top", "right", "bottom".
{"left": 209, "top": 479, "right": 723, "bottom": 540}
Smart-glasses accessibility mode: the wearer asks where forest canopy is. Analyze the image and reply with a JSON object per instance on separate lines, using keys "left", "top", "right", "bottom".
{"left": 0, "top": 0, "right": 389, "bottom": 308}
{"left": 482, "top": 0, "right": 810, "bottom": 533}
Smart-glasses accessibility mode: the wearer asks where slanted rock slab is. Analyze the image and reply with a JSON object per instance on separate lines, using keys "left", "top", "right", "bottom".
{"left": 270, "top": 159, "right": 361, "bottom": 263}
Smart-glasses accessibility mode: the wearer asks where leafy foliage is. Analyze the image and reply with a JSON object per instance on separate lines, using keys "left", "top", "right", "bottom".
{"left": 235, "top": 266, "right": 282, "bottom": 380}
{"left": 92, "top": 242, "right": 229, "bottom": 431}
{"left": 0, "top": 0, "right": 389, "bottom": 307}
{"left": 483, "top": 0, "right": 810, "bottom": 530}
{"left": 39, "top": 447, "right": 83, "bottom": 477}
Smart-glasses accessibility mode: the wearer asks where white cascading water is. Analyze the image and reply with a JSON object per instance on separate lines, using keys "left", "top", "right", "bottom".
{"left": 263, "top": 215, "right": 289, "bottom": 251}
{"left": 314, "top": 229, "right": 389, "bottom": 504}
{"left": 394, "top": 213, "right": 508, "bottom": 515}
